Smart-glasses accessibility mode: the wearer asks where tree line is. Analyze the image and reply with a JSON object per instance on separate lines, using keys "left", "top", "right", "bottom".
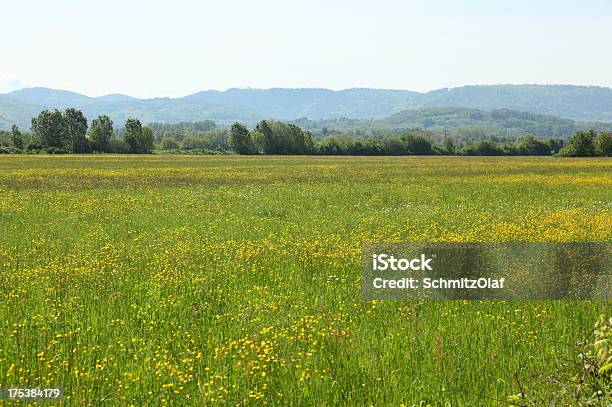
{"left": 0, "top": 109, "right": 154, "bottom": 154}
{"left": 1, "top": 109, "right": 610, "bottom": 157}
{"left": 228, "top": 121, "right": 611, "bottom": 157}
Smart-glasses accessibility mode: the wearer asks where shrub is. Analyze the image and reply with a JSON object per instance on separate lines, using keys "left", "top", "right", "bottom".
{"left": 318, "top": 136, "right": 346, "bottom": 155}
{"left": 558, "top": 130, "right": 596, "bottom": 157}
{"left": 26, "top": 141, "right": 44, "bottom": 151}
{"left": 182, "top": 136, "right": 210, "bottom": 150}
{"left": 562, "top": 315, "right": 611, "bottom": 404}
{"left": 44, "top": 147, "right": 70, "bottom": 154}
{"left": 594, "top": 133, "right": 612, "bottom": 157}
{"left": 0, "top": 146, "right": 21, "bottom": 154}
{"left": 463, "top": 141, "right": 503, "bottom": 156}
{"left": 161, "top": 138, "right": 180, "bottom": 150}
{"left": 108, "top": 138, "right": 131, "bottom": 154}
{"left": 402, "top": 133, "right": 433, "bottom": 155}
{"left": 507, "top": 315, "right": 611, "bottom": 406}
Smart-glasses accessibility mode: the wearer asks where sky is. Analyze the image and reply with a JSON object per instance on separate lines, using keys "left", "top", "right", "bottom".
{"left": 2, "top": 0, "right": 612, "bottom": 98}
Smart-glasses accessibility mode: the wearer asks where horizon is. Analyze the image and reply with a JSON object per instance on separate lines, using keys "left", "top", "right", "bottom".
{"left": 4, "top": 82, "right": 612, "bottom": 100}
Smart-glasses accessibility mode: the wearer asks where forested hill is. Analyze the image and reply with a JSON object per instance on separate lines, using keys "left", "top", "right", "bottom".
{"left": 0, "top": 88, "right": 261, "bottom": 130}
{"left": 294, "top": 107, "right": 612, "bottom": 138}
{"left": 417, "top": 85, "right": 612, "bottom": 121}
{"left": 2, "top": 84, "right": 612, "bottom": 130}
{"left": 185, "top": 85, "right": 612, "bottom": 122}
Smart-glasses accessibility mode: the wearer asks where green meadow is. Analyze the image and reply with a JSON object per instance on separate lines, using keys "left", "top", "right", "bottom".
{"left": 0, "top": 155, "right": 610, "bottom": 405}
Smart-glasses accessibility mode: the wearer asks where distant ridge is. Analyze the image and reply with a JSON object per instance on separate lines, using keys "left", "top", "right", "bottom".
{"left": 294, "top": 106, "right": 612, "bottom": 138}
{"left": 1, "top": 84, "right": 612, "bottom": 130}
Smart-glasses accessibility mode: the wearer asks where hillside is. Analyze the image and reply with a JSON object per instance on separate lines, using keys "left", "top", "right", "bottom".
{"left": 294, "top": 107, "right": 612, "bottom": 138}
{"left": 0, "top": 96, "right": 42, "bottom": 131}
{"left": 419, "top": 85, "right": 612, "bottom": 121}
{"left": 2, "top": 84, "right": 612, "bottom": 130}
{"left": 182, "top": 88, "right": 423, "bottom": 120}
{"left": 0, "top": 89, "right": 262, "bottom": 130}
{"left": 182, "top": 85, "right": 612, "bottom": 122}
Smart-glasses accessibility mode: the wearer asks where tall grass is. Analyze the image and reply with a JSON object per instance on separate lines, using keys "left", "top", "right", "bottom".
{"left": 0, "top": 155, "right": 610, "bottom": 405}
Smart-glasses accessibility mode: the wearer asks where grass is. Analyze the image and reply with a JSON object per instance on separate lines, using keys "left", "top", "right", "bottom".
{"left": 0, "top": 155, "right": 610, "bottom": 405}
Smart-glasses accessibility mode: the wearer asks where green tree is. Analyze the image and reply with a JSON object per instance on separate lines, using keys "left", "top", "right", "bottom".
{"left": 515, "top": 135, "right": 551, "bottom": 155}
{"left": 10, "top": 125, "right": 24, "bottom": 150}
{"left": 254, "top": 120, "right": 275, "bottom": 154}
{"left": 548, "top": 139, "right": 564, "bottom": 154}
{"left": 286, "top": 123, "right": 314, "bottom": 154}
{"left": 383, "top": 135, "right": 409, "bottom": 155}
{"left": 594, "top": 133, "right": 612, "bottom": 157}
{"left": 161, "top": 137, "right": 180, "bottom": 150}
{"left": 463, "top": 140, "right": 503, "bottom": 156}
{"left": 443, "top": 137, "right": 456, "bottom": 154}
{"left": 123, "top": 119, "right": 153, "bottom": 153}
{"left": 141, "top": 126, "right": 155, "bottom": 153}
{"left": 63, "top": 108, "right": 89, "bottom": 153}
{"left": 90, "top": 115, "right": 114, "bottom": 153}
{"left": 559, "top": 130, "right": 596, "bottom": 157}
{"left": 107, "top": 138, "right": 131, "bottom": 153}
{"left": 348, "top": 138, "right": 385, "bottom": 155}
{"left": 124, "top": 118, "right": 142, "bottom": 153}
{"left": 182, "top": 136, "right": 209, "bottom": 150}
{"left": 319, "top": 136, "right": 346, "bottom": 155}
{"left": 229, "top": 123, "right": 256, "bottom": 154}
{"left": 204, "top": 130, "right": 231, "bottom": 150}
{"left": 402, "top": 132, "right": 433, "bottom": 155}
{"left": 31, "top": 109, "right": 66, "bottom": 148}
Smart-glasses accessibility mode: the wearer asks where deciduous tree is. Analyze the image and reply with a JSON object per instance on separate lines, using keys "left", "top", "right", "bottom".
{"left": 10, "top": 125, "right": 23, "bottom": 150}
{"left": 124, "top": 119, "right": 154, "bottom": 153}
{"left": 90, "top": 115, "right": 114, "bottom": 152}
{"left": 31, "top": 109, "right": 66, "bottom": 148}
{"left": 63, "top": 108, "right": 89, "bottom": 153}
{"left": 594, "top": 133, "right": 612, "bottom": 157}
{"left": 229, "top": 122, "right": 256, "bottom": 154}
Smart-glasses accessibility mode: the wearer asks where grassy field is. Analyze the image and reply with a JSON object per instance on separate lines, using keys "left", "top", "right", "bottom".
{"left": 0, "top": 155, "right": 610, "bottom": 405}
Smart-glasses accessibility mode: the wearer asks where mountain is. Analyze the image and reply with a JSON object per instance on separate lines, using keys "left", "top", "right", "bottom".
{"left": 0, "top": 96, "right": 42, "bottom": 130}
{"left": 294, "top": 106, "right": 612, "bottom": 138}
{"left": 180, "top": 85, "right": 612, "bottom": 122}
{"left": 1, "top": 84, "right": 612, "bottom": 131}
{"left": 6, "top": 87, "right": 92, "bottom": 107}
{"left": 182, "top": 88, "right": 423, "bottom": 120}
{"left": 419, "top": 85, "right": 612, "bottom": 122}
{"left": 384, "top": 107, "right": 579, "bottom": 136}
{"left": 1, "top": 88, "right": 262, "bottom": 130}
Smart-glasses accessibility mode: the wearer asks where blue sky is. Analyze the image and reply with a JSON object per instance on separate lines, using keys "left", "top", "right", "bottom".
{"left": 1, "top": 0, "right": 611, "bottom": 97}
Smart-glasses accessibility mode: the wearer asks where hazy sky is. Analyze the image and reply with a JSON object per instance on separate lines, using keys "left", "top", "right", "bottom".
{"left": 2, "top": 0, "right": 612, "bottom": 97}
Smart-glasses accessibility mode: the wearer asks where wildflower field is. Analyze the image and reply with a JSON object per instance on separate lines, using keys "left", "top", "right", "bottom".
{"left": 0, "top": 155, "right": 610, "bottom": 405}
